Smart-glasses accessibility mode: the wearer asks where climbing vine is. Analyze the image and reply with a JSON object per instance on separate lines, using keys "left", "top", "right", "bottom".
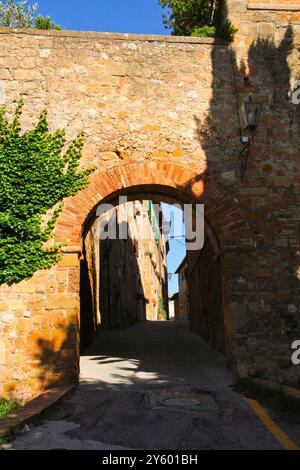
{"left": 0, "top": 99, "right": 93, "bottom": 284}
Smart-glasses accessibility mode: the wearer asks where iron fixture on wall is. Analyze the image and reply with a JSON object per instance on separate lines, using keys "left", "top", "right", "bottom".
{"left": 239, "top": 95, "right": 262, "bottom": 180}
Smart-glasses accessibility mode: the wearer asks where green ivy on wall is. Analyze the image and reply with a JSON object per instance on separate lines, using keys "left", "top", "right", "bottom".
{"left": 0, "top": 99, "right": 93, "bottom": 284}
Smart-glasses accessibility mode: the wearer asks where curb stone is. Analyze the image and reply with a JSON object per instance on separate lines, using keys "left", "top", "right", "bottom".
{"left": 0, "top": 385, "right": 75, "bottom": 439}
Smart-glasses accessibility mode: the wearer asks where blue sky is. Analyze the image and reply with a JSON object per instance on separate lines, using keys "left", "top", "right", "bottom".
{"left": 37, "top": 0, "right": 169, "bottom": 35}
{"left": 162, "top": 204, "right": 186, "bottom": 296}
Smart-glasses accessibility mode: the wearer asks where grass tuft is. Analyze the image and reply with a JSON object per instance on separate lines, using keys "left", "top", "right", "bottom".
{"left": 0, "top": 398, "right": 19, "bottom": 420}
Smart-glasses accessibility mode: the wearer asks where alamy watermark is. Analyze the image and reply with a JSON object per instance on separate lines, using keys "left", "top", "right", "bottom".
{"left": 95, "top": 197, "right": 205, "bottom": 251}
{"left": 291, "top": 340, "right": 300, "bottom": 365}
{"left": 291, "top": 81, "right": 300, "bottom": 104}
{"left": 283, "top": 84, "right": 300, "bottom": 366}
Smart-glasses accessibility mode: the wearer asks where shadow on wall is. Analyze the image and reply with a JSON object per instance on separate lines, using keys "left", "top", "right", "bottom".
{"left": 246, "top": 28, "right": 300, "bottom": 367}
{"left": 196, "top": 15, "right": 300, "bottom": 381}
{"left": 32, "top": 323, "right": 79, "bottom": 392}
{"left": 173, "top": 13, "right": 300, "bottom": 382}
{"left": 239, "top": 27, "right": 300, "bottom": 381}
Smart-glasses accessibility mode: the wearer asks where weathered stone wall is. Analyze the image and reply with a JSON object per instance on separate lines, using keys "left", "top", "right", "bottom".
{"left": 0, "top": 2, "right": 299, "bottom": 398}
{"left": 0, "top": 255, "right": 80, "bottom": 399}
{"left": 0, "top": 30, "right": 230, "bottom": 174}
{"left": 223, "top": 0, "right": 300, "bottom": 383}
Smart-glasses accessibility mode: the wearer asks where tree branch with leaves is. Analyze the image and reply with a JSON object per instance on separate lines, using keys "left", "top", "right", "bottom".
{"left": 158, "top": 0, "right": 237, "bottom": 42}
{"left": 0, "top": 0, "right": 61, "bottom": 30}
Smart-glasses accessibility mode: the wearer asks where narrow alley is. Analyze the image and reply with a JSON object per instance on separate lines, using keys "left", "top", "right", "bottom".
{"left": 7, "top": 322, "right": 284, "bottom": 450}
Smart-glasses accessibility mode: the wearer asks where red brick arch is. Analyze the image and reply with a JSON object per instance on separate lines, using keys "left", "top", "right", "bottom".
{"left": 56, "top": 159, "right": 253, "bottom": 374}
{"left": 55, "top": 160, "right": 251, "bottom": 251}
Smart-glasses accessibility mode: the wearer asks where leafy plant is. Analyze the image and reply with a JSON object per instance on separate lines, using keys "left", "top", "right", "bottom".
{"left": 158, "top": 295, "right": 167, "bottom": 320}
{"left": 35, "top": 14, "right": 61, "bottom": 30}
{"left": 217, "top": 20, "right": 238, "bottom": 42}
{"left": 191, "top": 21, "right": 237, "bottom": 41}
{"left": 0, "top": 398, "right": 19, "bottom": 419}
{"left": 0, "top": 99, "right": 93, "bottom": 284}
{"left": 191, "top": 25, "right": 216, "bottom": 38}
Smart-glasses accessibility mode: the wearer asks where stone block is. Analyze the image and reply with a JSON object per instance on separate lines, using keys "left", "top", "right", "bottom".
{"left": 28, "top": 296, "right": 45, "bottom": 312}
{"left": 13, "top": 69, "right": 42, "bottom": 80}
{"left": 2, "top": 314, "right": 14, "bottom": 324}
{"left": 240, "top": 188, "right": 269, "bottom": 196}
{"left": 10, "top": 299, "right": 26, "bottom": 311}
{"left": 57, "top": 254, "right": 79, "bottom": 268}
{"left": 45, "top": 294, "right": 79, "bottom": 310}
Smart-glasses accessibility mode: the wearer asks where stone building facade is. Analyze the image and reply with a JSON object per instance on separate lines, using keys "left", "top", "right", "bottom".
{"left": 0, "top": 0, "right": 300, "bottom": 400}
{"left": 175, "top": 256, "right": 189, "bottom": 320}
{"left": 82, "top": 200, "right": 169, "bottom": 340}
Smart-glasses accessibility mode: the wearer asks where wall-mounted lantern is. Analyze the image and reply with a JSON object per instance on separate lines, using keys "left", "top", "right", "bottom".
{"left": 244, "top": 95, "right": 262, "bottom": 131}
{"left": 239, "top": 95, "right": 263, "bottom": 180}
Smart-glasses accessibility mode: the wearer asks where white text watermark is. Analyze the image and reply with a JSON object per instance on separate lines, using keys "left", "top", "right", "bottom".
{"left": 95, "top": 197, "right": 205, "bottom": 251}
{"left": 291, "top": 340, "right": 300, "bottom": 365}
{"left": 291, "top": 81, "right": 300, "bottom": 104}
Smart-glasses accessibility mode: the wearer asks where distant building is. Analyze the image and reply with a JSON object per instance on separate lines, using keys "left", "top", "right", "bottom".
{"left": 174, "top": 256, "right": 189, "bottom": 320}
{"left": 187, "top": 239, "right": 224, "bottom": 352}
{"left": 169, "top": 292, "right": 179, "bottom": 320}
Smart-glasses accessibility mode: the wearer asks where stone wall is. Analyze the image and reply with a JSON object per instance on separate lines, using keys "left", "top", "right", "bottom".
{"left": 0, "top": 3, "right": 299, "bottom": 398}
{"left": 0, "top": 255, "right": 80, "bottom": 399}
{"left": 223, "top": 0, "right": 300, "bottom": 383}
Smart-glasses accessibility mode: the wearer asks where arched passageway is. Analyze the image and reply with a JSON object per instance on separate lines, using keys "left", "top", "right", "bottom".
{"left": 80, "top": 188, "right": 225, "bottom": 354}
{"left": 53, "top": 160, "right": 252, "bottom": 380}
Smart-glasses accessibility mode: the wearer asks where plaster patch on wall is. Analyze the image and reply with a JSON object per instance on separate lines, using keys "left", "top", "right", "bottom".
{"left": 39, "top": 49, "right": 51, "bottom": 59}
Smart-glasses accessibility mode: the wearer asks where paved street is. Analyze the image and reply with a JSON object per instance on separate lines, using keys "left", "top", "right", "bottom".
{"left": 7, "top": 322, "right": 284, "bottom": 450}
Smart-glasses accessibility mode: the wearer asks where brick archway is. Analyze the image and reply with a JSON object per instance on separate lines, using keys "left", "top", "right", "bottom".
{"left": 58, "top": 160, "right": 253, "bottom": 377}
{"left": 55, "top": 160, "right": 251, "bottom": 252}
